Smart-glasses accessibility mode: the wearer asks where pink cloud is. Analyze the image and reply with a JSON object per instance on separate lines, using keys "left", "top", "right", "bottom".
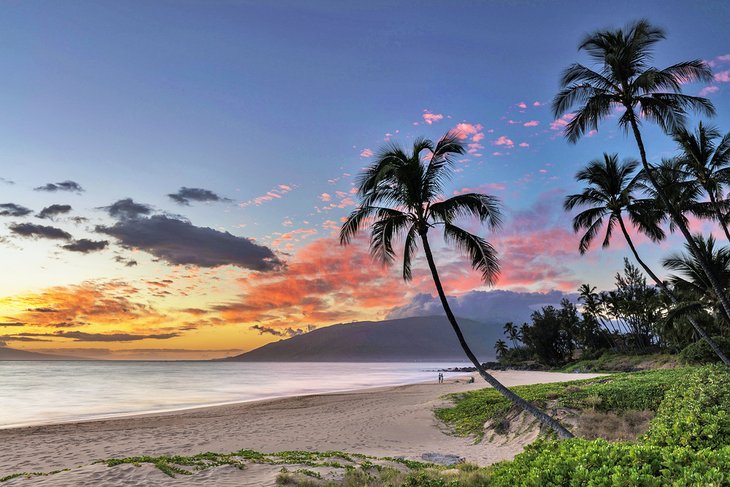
{"left": 422, "top": 111, "right": 444, "bottom": 125}
{"left": 454, "top": 183, "right": 506, "bottom": 195}
{"left": 319, "top": 193, "right": 332, "bottom": 202}
{"left": 517, "top": 102, "right": 527, "bottom": 109}
{"left": 493, "top": 136, "right": 514, "bottom": 148}
{"left": 472, "top": 133, "right": 485, "bottom": 142}
{"left": 360, "top": 148, "right": 374, "bottom": 158}
{"left": 240, "top": 184, "right": 295, "bottom": 207}
{"left": 532, "top": 101, "right": 542, "bottom": 107}
{"left": 550, "top": 113, "right": 576, "bottom": 131}
{"left": 518, "top": 142, "right": 529, "bottom": 148}
{"left": 523, "top": 120, "right": 539, "bottom": 127}
{"left": 453, "top": 122, "right": 483, "bottom": 140}
{"left": 700, "top": 85, "right": 720, "bottom": 96}
{"left": 714, "top": 70, "right": 730, "bottom": 82}
{"left": 507, "top": 119, "right": 521, "bottom": 125}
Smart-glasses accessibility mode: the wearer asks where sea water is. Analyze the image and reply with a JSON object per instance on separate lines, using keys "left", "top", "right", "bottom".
{"left": 0, "top": 361, "right": 468, "bottom": 428}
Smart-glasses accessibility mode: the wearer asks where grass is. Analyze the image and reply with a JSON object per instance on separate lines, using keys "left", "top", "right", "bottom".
{"left": 435, "top": 367, "right": 688, "bottom": 439}
{"left": 555, "top": 351, "right": 679, "bottom": 373}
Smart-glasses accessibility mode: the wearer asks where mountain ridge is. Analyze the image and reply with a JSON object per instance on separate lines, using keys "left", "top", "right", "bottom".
{"left": 226, "top": 315, "right": 501, "bottom": 362}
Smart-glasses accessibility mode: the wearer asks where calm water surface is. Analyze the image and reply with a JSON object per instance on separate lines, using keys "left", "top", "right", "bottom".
{"left": 0, "top": 361, "right": 468, "bottom": 428}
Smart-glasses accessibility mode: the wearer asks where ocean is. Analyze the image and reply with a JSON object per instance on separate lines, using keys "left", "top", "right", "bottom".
{"left": 0, "top": 361, "right": 468, "bottom": 428}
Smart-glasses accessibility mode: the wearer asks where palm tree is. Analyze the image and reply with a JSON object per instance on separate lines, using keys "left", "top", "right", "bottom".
{"left": 672, "top": 123, "right": 730, "bottom": 240}
{"left": 565, "top": 153, "right": 730, "bottom": 364}
{"left": 503, "top": 322, "right": 520, "bottom": 348}
{"left": 340, "top": 132, "right": 573, "bottom": 438}
{"left": 552, "top": 19, "right": 730, "bottom": 326}
{"left": 578, "top": 283, "right": 620, "bottom": 350}
{"left": 494, "top": 339, "right": 509, "bottom": 359}
{"left": 664, "top": 235, "right": 730, "bottom": 325}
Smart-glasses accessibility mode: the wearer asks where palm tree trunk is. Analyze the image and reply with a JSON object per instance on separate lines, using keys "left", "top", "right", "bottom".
{"left": 627, "top": 113, "right": 730, "bottom": 336}
{"left": 707, "top": 191, "right": 730, "bottom": 241}
{"left": 419, "top": 231, "right": 574, "bottom": 439}
{"left": 617, "top": 216, "right": 730, "bottom": 365}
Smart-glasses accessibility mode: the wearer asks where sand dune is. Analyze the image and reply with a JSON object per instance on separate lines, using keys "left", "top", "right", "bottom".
{"left": 1, "top": 371, "right": 601, "bottom": 485}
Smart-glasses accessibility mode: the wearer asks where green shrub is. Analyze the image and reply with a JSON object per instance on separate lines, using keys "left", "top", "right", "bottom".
{"left": 644, "top": 365, "right": 730, "bottom": 449}
{"left": 436, "top": 368, "right": 685, "bottom": 439}
{"left": 488, "top": 438, "right": 730, "bottom": 487}
{"left": 679, "top": 337, "right": 730, "bottom": 364}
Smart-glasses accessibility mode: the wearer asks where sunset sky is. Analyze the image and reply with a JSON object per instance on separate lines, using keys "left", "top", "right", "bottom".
{"left": 1, "top": 1, "right": 730, "bottom": 359}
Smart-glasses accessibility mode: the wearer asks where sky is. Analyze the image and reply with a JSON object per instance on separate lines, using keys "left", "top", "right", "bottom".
{"left": 1, "top": 0, "right": 729, "bottom": 359}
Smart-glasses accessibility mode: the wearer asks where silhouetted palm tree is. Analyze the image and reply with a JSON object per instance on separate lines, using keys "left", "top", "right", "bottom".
{"left": 554, "top": 19, "right": 730, "bottom": 357}
{"left": 673, "top": 123, "right": 730, "bottom": 240}
{"left": 664, "top": 235, "right": 730, "bottom": 325}
{"left": 494, "top": 339, "right": 509, "bottom": 359}
{"left": 341, "top": 132, "right": 573, "bottom": 438}
{"left": 566, "top": 153, "right": 729, "bottom": 364}
{"left": 503, "top": 322, "right": 520, "bottom": 348}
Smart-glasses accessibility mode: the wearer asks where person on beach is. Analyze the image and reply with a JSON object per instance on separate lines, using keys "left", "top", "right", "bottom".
{"left": 438, "top": 373, "right": 443, "bottom": 384}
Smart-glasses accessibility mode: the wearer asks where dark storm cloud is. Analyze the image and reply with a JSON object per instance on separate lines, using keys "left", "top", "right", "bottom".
{"left": 0, "top": 203, "right": 32, "bottom": 217}
{"left": 168, "top": 187, "right": 231, "bottom": 205}
{"left": 37, "top": 204, "right": 72, "bottom": 219}
{"left": 97, "top": 214, "right": 281, "bottom": 270}
{"left": 102, "top": 198, "right": 153, "bottom": 220}
{"left": 9, "top": 223, "right": 72, "bottom": 240}
{"left": 34, "top": 180, "right": 84, "bottom": 193}
{"left": 61, "top": 239, "right": 109, "bottom": 253}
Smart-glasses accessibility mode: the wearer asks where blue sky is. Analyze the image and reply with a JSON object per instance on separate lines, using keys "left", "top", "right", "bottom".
{"left": 0, "top": 1, "right": 729, "bottom": 358}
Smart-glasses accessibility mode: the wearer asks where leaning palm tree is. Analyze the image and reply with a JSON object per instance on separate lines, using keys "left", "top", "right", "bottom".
{"left": 673, "top": 123, "right": 730, "bottom": 240}
{"left": 565, "top": 153, "right": 730, "bottom": 364}
{"left": 552, "top": 19, "right": 730, "bottom": 324}
{"left": 340, "top": 132, "right": 573, "bottom": 438}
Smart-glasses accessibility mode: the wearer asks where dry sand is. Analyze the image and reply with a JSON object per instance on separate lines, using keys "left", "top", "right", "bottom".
{"left": 0, "top": 370, "right": 602, "bottom": 486}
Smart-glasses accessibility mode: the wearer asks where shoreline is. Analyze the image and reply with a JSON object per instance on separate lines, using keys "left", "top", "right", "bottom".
{"left": 0, "top": 370, "right": 602, "bottom": 485}
{"left": 0, "top": 373, "right": 473, "bottom": 431}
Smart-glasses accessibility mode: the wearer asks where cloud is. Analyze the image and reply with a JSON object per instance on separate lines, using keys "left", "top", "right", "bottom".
{"left": 34, "top": 181, "right": 84, "bottom": 193}
{"left": 387, "top": 289, "right": 573, "bottom": 324}
{"left": 519, "top": 142, "right": 530, "bottom": 148}
{"left": 454, "top": 183, "right": 506, "bottom": 195}
{"left": 62, "top": 239, "right": 109, "bottom": 253}
{"left": 250, "top": 324, "right": 317, "bottom": 337}
{"left": 516, "top": 102, "right": 527, "bottom": 109}
{"left": 0, "top": 322, "right": 25, "bottom": 327}
{"left": 9, "top": 223, "right": 72, "bottom": 240}
{"left": 550, "top": 113, "right": 576, "bottom": 131}
{"left": 523, "top": 120, "right": 539, "bottom": 127}
{"left": 493, "top": 136, "right": 514, "bottom": 148}
{"left": 453, "top": 123, "right": 483, "bottom": 141}
{"left": 319, "top": 193, "right": 332, "bottom": 202}
{"left": 239, "top": 184, "right": 295, "bottom": 207}
{"left": 714, "top": 70, "right": 730, "bottom": 82}
{"left": 37, "top": 204, "right": 72, "bottom": 219}
{"left": 167, "top": 187, "right": 231, "bottom": 205}
{"left": 422, "top": 111, "right": 444, "bottom": 125}
{"left": 97, "top": 214, "right": 281, "bottom": 270}
{"left": 360, "top": 148, "right": 374, "bottom": 158}
{"left": 0, "top": 203, "right": 32, "bottom": 217}
{"left": 699, "top": 85, "right": 720, "bottom": 96}
{"left": 17, "top": 331, "right": 179, "bottom": 342}
{"left": 103, "top": 198, "right": 153, "bottom": 220}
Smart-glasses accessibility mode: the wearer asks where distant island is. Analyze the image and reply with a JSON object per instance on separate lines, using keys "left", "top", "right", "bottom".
{"left": 226, "top": 315, "right": 501, "bottom": 362}
{"left": 0, "top": 347, "right": 82, "bottom": 361}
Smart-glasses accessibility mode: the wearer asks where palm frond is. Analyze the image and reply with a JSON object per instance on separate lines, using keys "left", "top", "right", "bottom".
{"left": 443, "top": 223, "right": 500, "bottom": 285}
{"left": 429, "top": 193, "right": 502, "bottom": 228}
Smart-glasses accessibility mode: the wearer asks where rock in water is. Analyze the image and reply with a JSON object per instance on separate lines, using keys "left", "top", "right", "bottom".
{"left": 421, "top": 453, "right": 465, "bottom": 466}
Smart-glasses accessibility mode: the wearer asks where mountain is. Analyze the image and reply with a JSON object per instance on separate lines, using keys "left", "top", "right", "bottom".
{"left": 0, "top": 347, "right": 84, "bottom": 361}
{"left": 226, "top": 316, "right": 502, "bottom": 362}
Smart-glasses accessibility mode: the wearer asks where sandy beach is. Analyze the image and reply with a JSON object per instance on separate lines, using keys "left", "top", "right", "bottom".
{"left": 0, "top": 370, "right": 602, "bottom": 486}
